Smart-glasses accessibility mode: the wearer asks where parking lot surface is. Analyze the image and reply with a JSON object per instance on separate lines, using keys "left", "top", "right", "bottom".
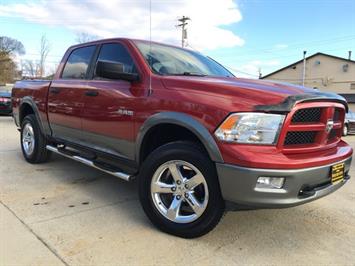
{"left": 1, "top": 115, "right": 355, "bottom": 265}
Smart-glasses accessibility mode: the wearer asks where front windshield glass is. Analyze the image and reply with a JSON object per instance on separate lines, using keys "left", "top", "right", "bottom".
{"left": 134, "top": 41, "right": 234, "bottom": 78}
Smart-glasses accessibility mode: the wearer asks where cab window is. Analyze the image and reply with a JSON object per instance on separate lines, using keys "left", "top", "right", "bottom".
{"left": 95, "top": 43, "right": 137, "bottom": 76}
{"left": 61, "top": 46, "right": 96, "bottom": 79}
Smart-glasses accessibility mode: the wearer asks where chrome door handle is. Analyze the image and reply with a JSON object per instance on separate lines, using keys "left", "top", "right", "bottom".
{"left": 49, "top": 87, "right": 61, "bottom": 94}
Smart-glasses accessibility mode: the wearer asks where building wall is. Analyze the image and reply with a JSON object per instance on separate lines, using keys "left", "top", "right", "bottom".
{"left": 348, "top": 103, "right": 355, "bottom": 112}
{"left": 263, "top": 54, "right": 355, "bottom": 111}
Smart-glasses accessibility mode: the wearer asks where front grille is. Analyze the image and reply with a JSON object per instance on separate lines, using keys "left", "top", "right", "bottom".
{"left": 281, "top": 103, "right": 345, "bottom": 150}
{"left": 291, "top": 108, "right": 321, "bottom": 123}
{"left": 284, "top": 131, "right": 317, "bottom": 145}
{"left": 329, "top": 129, "right": 337, "bottom": 140}
{"left": 333, "top": 108, "right": 341, "bottom": 122}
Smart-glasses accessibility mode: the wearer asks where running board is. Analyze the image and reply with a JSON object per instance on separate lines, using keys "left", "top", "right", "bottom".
{"left": 46, "top": 145, "right": 132, "bottom": 181}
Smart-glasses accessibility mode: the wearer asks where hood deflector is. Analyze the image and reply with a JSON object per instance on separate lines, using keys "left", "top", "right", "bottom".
{"left": 255, "top": 92, "right": 348, "bottom": 113}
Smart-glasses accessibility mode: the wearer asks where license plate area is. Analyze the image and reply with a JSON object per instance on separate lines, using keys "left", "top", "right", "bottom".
{"left": 331, "top": 162, "right": 345, "bottom": 184}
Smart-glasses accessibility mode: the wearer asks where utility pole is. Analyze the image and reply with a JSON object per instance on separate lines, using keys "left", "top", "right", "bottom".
{"left": 258, "top": 68, "right": 262, "bottom": 79}
{"left": 177, "top": 16, "right": 190, "bottom": 48}
{"left": 302, "top": 50, "right": 307, "bottom": 87}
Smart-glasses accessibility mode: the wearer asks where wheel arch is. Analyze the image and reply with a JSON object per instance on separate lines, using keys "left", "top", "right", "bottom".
{"left": 136, "top": 112, "right": 224, "bottom": 164}
{"left": 19, "top": 97, "right": 45, "bottom": 134}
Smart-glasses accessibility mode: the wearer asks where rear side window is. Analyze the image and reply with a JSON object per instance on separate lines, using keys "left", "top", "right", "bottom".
{"left": 62, "top": 46, "right": 96, "bottom": 79}
{"left": 96, "top": 43, "right": 137, "bottom": 75}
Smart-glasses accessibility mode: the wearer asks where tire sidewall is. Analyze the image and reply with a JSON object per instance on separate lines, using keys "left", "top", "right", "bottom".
{"left": 139, "top": 142, "right": 224, "bottom": 238}
{"left": 21, "top": 115, "right": 41, "bottom": 162}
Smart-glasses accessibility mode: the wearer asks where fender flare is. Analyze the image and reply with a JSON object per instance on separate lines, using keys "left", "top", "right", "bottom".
{"left": 19, "top": 96, "right": 49, "bottom": 135}
{"left": 136, "top": 112, "right": 224, "bottom": 163}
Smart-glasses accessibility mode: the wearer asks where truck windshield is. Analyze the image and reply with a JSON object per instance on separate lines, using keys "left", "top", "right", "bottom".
{"left": 134, "top": 41, "right": 234, "bottom": 78}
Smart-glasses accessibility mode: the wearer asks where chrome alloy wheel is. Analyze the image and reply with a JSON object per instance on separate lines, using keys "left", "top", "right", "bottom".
{"left": 343, "top": 125, "right": 348, "bottom": 136}
{"left": 22, "top": 123, "right": 35, "bottom": 156}
{"left": 150, "top": 160, "right": 209, "bottom": 223}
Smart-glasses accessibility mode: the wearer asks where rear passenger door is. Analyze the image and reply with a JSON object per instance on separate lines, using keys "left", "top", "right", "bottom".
{"left": 81, "top": 42, "right": 140, "bottom": 160}
{"left": 48, "top": 45, "right": 97, "bottom": 143}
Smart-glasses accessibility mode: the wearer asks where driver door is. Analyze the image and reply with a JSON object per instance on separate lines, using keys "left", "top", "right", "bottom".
{"left": 81, "top": 42, "right": 141, "bottom": 160}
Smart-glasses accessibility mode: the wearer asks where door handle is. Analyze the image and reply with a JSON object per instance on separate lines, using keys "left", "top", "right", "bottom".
{"left": 49, "top": 87, "right": 61, "bottom": 94}
{"left": 85, "top": 90, "right": 99, "bottom": 97}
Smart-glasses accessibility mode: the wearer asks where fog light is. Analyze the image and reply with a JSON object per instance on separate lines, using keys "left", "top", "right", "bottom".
{"left": 256, "top": 177, "right": 285, "bottom": 189}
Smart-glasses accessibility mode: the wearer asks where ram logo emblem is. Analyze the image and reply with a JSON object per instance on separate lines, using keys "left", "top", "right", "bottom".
{"left": 325, "top": 120, "right": 334, "bottom": 133}
{"left": 117, "top": 108, "right": 134, "bottom": 116}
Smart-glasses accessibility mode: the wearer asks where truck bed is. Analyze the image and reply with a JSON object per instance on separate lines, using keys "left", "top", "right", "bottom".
{"left": 12, "top": 80, "right": 52, "bottom": 129}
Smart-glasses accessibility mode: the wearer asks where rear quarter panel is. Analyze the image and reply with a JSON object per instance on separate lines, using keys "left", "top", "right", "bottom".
{"left": 12, "top": 80, "right": 51, "bottom": 130}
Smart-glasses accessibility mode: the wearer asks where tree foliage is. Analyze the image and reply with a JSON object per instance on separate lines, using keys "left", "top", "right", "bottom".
{"left": 38, "top": 35, "right": 51, "bottom": 77}
{"left": 76, "top": 32, "right": 98, "bottom": 44}
{"left": 22, "top": 35, "right": 51, "bottom": 78}
{"left": 0, "top": 55, "right": 18, "bottom": 84}
{"left": 0, "top": 36, "right": 25, "bottom": 56}
{"left": 0, "top": 36, "right": 25, "bottom": 83}
{"left": 23, "top": 60, "right": 39, "bottom": 78}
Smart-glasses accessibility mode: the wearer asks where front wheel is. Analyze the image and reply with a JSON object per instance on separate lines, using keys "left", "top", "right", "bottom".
{"left": 138, "top": 141, "right": 225, "bottom": 238}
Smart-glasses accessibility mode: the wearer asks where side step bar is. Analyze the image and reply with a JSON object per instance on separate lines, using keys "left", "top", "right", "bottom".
{"left": 46, "top": 145, "right": 132, "bottom": 181}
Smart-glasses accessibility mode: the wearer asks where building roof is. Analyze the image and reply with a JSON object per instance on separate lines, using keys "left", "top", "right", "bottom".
{"left": 261, "top": 52, "right": 355, "bottom": 79}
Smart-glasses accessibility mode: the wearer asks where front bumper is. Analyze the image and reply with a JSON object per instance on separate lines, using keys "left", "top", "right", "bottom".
{"left": 216, "top": 156, "right": 352, "bottom": 208}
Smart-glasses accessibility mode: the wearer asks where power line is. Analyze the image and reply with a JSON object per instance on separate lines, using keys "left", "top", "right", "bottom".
{"left": 218, "top": 45, "right": 354, "bottom": 65}
{"left": 210, "top": 35, "right": 355, "bottom": 57}
{"left": 225, "top": 66, "right": 259, "bottom": 78}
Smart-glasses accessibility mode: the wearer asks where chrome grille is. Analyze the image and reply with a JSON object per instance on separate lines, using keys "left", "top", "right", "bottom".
{"left": 333, "top": 108, "right": 341, "bottom": 122}
{"left": 329, "top": 129, "right": 337, "bottom": 140}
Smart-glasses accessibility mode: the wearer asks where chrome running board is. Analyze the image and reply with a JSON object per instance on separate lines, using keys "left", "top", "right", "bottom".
{"left": 46, "top": 145, "right": 132, "bottom": 181}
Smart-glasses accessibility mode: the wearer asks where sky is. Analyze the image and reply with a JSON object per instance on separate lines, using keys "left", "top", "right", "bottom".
{"left": 0, "top": 0, "right": 354, "bottom": 78}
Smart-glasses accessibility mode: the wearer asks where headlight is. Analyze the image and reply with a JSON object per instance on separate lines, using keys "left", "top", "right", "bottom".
{"left": 214, "top": 113, "right": 285, "bottom": 144}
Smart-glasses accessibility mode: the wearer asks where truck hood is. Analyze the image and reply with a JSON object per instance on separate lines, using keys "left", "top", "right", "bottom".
{"left": 160, "top": 76, "right": 347, "bottom": 112}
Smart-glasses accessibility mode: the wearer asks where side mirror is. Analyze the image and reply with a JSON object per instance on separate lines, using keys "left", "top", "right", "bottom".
{"left": 95, "top": 60, "right": 139, "bottom": 82}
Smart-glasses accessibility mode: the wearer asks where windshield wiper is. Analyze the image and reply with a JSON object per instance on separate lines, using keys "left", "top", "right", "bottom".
{"left": 170, "top": 72, "right": 207, "bottom": 77}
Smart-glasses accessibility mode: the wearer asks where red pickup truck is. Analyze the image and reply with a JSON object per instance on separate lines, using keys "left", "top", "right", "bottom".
{"left": 12, "top": 38, "right": 352, "bottom": 238}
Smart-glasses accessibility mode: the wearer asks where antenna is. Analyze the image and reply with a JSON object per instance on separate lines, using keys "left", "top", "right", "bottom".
{"left": 148, "top": 0, "right": 152, "bottom": 96}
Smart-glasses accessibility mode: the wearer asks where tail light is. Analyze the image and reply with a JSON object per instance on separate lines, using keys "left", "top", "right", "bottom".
{"left": 0, "top": 97, "right": 11, "bottom": 103}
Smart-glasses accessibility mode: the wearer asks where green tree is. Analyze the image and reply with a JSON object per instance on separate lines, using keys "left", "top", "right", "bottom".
{"left": 0, "top": 36, "right": 25, "bottom": 83}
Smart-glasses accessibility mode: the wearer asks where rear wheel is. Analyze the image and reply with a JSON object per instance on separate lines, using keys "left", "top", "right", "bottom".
{"left": 21, "top": 114, "right": 51, "bottom": 163}
{"left": 139, "top": 141, "right": 225, "bottom": 238}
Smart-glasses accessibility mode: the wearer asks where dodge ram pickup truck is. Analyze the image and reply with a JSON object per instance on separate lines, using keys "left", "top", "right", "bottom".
{"left": 12, "top": 38, "right": 352, "bottom": 238}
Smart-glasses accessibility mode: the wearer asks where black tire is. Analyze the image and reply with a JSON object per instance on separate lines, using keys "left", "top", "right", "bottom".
{"left": 138, "top": 141, "right": 225, "bottom": 238}
{"left": 343, "top": 124, "right": 349, "bottom": 136}
{"left": 21, "top": 114, "right": 51, "bottom": 163}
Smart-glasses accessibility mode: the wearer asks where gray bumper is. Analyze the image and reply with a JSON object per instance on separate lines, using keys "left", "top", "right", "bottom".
{"left": 216, "top": 156, "right": 352, "bottom": 208}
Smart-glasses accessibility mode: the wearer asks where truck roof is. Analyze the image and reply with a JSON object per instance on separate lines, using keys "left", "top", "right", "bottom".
{"left": 67, "top": 37, "right": 188, "bottom": 51}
